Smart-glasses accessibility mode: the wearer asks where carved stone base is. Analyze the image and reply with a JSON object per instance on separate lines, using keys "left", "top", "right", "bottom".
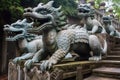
{"left": 8, "top": 62, "right": 24, "bottom": 80}
{"left": 8, "top": 60, "right": 100, "bottom": 80}
{"left": 8, "top": 62, "right": 64, "bottom": 80}
{"left": 24, "top": 67, "right": 63, "bottom": 80}
{"left": 24, "top": 67, "right": 50, "bottom": 80}
{"left": 8, "top": 62, "right": 18, "bottom": 80}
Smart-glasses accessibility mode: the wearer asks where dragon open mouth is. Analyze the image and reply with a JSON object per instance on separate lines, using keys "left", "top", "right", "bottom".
{"left": 78, "top": 8, "right": 90, "bottom": 13}
{"left": 27, "top": 17, "right": 50, "bottom": 28}
{"left": 103, "top": 17, "right": 109, "bottom": 20}
{"left": 102, "top": 16, "right": 111, "bottom": 23}
{"left": 3, "top": 18, "right": 34, "bottom": 41}
{"left": 77, "top": 7, "right": 91, "bottom": 18}
{"left": 6, "top": 30, "right": 22, "bottom": 37}
{"left": 77, "top": 4, "right": 92, "bottom": 18}
{"left": 23, "top": 1, "right": 62, "bottom": 33}
{"left": 23, "top": 12, "right": 51, "bottom": 33}
{"left": 5, "top": 29, "right": 24, "bottom": 41}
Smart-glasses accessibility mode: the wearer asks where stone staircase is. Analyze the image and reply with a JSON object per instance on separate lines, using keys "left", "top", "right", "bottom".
{"left": 2, "top": 37, "right": 120, "bottom": 80}
{"left": 84, "top": 42, "right": 120, "bottom": 80}
{"left": 105, "top": 44, "right": 120, "bottom": 60}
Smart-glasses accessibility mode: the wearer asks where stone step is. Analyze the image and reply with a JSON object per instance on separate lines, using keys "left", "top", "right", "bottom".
{"left": 84, "top": 76, "right": 119, "bottom": 80}
{"left": 92, "top": 67, "right": 120, "bottom": 79}
{"left": 97, "top": 60, "right": 120, "bottom": 68}
{"left": 109, "top": 51, "right": 120, "bottom": 55}
{"left": 100, "top": 60, "right": 120, "bottom": 63}
{"left": 104, "top": 55, "right": 120, "bottom": 60}
{"left": 115, "top": 44, "right": 120, "bottom": 47}
{"left": 112, "top": 47, "right": 120, "bottom": 51}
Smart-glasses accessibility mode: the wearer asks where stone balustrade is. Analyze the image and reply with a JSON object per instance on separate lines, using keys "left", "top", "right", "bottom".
{"left": 7, "top": 1, "right": 120, "bottom": 80}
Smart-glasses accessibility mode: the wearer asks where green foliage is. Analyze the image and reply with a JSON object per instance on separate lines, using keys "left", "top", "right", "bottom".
{"left": 20, "top": 0, "right": 43, "bottom": 7}
{"left": 0, "top": 0, "right": 20, "bottom": 10}
{"left": 10, "top": 6, "right": 24, "bottom": 22}
{"left": 33, "top": 0, "right": 78, "bottom": 17}
{"left": 1, "top": 0, "right": 120, "bottom": 24}
{"left": 87, "top": 0, "right": 120, "bottom": 19}
{"left": 20, "top": 0, "right": 78, "bottom": 16}
{"left": 53, "top": 0, "right": 78, "bottom": 17}
{"left": 0, "top": 0, "right": 23, "bottom": 24}
{"left": 94, "top": 0, "right": 102, "bottom": 8}
{"left": 0, "top": 0, "right": 77, "bottom": 25}
{"left": 112, "top": 0, "right": 120, "bottom": 18}
{"left": 87, "top": 0, "right": 101, "bottom": 8}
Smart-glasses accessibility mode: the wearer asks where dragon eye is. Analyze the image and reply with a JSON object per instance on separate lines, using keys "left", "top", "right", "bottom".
{"left": 36, "top": 8, "right": 51, "bottom": 15}
{"left": 13, "top": 24, "right": 24, "bottom": 28}
{"left": 40, "top": 10, "right": 47, "bottom": 14}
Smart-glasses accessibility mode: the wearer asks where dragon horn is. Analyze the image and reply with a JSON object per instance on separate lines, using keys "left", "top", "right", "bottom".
{"left": 16, "top": 20, "right": 21, "bottom": 23}
{"left": 22, "top": 19, "right": 27, "bottom": 23}
{"left": 38, "top": 3, "right": 43, "bottom": 7}
{"left": 34, "top": 3, "right": 43, "bottom": 11}
{"left": 58, "top": 11, "right": 63, "bottom": 16}
{"left": 87, "top": 3, "right": 91, "bottom": 6}
{"left": 30, "top": 22, "right": 34, "bottom": 25}
{"left": 45, "top": 1, "right": 54, "bottom": 8}
{"left": 55, "top": 6, "right": 62, "bottom": 11}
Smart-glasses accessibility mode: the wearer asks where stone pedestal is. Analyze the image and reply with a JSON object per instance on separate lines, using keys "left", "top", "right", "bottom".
{"left": 8, "top": 62, "right": 64, "bottom": 80}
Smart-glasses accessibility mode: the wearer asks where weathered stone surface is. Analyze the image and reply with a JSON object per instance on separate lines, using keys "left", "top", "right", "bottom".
{"left": 84, "top": 76, "right": 119, "bottom": 80}
{"left": 93, "top": 67, "right": 120, "bottom": 79}
{"left": 93, "top": 67, "right": 120, "bottom": 74}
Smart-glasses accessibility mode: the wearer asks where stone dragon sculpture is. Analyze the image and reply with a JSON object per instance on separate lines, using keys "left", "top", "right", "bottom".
{"left": 77, "top": 3, "right": 106, "bottom": 34}
{"left": 102, "top": 16, "right": 120, "bottom": 38}
{"left": 4, "top": 19, "right": 43, "bottom": 64}
{"left": 23, "top": 1, "right": 107, "bottom": 71}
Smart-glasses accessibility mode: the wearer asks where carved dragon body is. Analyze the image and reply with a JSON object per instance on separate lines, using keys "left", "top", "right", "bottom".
{"left": 4, "top": 19, "right": 43, "bottom": 63}
{"left": 103, "top": 16, "right": 120, "bottom": 38}
{"left": 23, "top": 1, "right": 107, "bottom": 71}
{"left": 78, "top": 4, "right": 106, "bottom": 34}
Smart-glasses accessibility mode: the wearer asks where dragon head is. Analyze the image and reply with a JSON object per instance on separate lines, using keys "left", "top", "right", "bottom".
{"left": 102, "top": 16, "right": 112, "bottom": 24}
{"left": 23, "top": 1, "right": 67, "bottom": 33}
{"left": 77, "top": 3, "right": 94, "bottom": 18}
{"left": 4, "top": 19, "right": 33, "bottom": 41}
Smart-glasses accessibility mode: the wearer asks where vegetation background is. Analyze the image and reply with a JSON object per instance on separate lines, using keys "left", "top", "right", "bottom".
{"left": 0, "top": 0, "right": 77, "bottom": 27}
{"left": 0, "top": 0, "right": 120, "bottom": 27}
{"left": 0, "top": 0, "right": 120, "bottom": 75}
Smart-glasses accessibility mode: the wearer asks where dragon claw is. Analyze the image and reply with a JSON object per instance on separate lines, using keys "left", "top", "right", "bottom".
{"left": 40, "top": 60, "right": 53, "bottom": 71}
{"left": 24, "top": 59, "right": 33, "bottom": 69}
{"left": 13, "top": 57, "right": 22, "bottom": 63}
{"left": 89, "top": 56, "right": 101, "bottom": 61}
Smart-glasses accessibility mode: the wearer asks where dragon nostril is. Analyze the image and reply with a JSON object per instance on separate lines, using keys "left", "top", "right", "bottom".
{"left": 4, "top": 24, "right": 10, "bottom": 28}
{"left": 24, "top": 7, "right": 33, "bottom": 13}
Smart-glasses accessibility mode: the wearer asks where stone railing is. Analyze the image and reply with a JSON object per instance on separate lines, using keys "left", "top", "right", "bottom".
{"left": 94, "top": 9, "right": 120, "bottom": 54}
{"left": 7, "top": 3, "right": 120, "bottom": 80}
{"left": 95, "top": 10, "right": 120, "bottom": 31}
{"left": 8, "top": 60, "right": 99, "bottom": 80}
{"left": 8, "top": 10, "right": 120, "bottom": 80}
{"left": 95, "top": 10, "right": 120, "bottom": 56}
